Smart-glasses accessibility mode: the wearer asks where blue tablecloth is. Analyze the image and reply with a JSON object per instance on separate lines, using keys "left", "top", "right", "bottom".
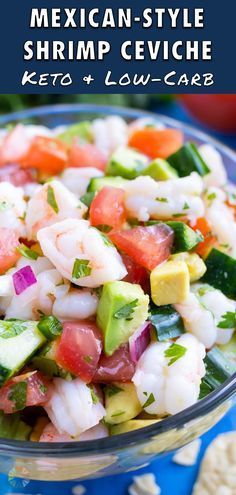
{"left": 0, "top": 101, "right": 235, "bottom": 495}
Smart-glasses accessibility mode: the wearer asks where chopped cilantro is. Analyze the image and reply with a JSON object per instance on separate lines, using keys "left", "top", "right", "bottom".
{"left": 164, "top": 343, "right": 187, "bottom": 366}
{"left": 83, "top": 355, "right": 93, "bottom": 364}
{"left": 106, "top": 385, "right": 124, "bottom": 397}
{"left": 96, "top": 224, "right": 113, "bottom": 233}
{"left": 90, "top": 389, "right": 99, "bottom": 405}
{"left": 217, "top": 311, "right": 236, "bottom": 329}
{"left": 47, "top": 185, "right": 59, "bottom": 214}
{"left": 0, "top": 321, "right": 27, "bottom": 339}
{"left": 39, "top": 384, "right": 47, "bottom": 394}
{"left": 207, "top": 192, "right": 216, "bottom": 201}
{"left": 183, "top": 201, "right": 190, "bottom": 210}
{"left": 8, "top": 381, "right": 27, "bottom": 411}
{"left": 113, "top": 299, "right": 138, "bottom": 321}
{"left": 80, "top": 191, "right": 95, "bottom": 208}
{"left": 72, "top": 259, "right": 91, "bottom": 279}
{"left": 156, "top": 197, "right": 168, "bottom": 203}
{"left": 17, "top": 243, "right": 39, "bottom": 261}
{"left": 143, "top": 392, "right": 155, "bottom": 408}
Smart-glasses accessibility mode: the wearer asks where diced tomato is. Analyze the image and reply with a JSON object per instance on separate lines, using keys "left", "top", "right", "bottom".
{"left": 93, "top": 345, "right": 135, "bottom": 383}
{"left": 56, "top": 321, "right": 103, "bottom": 383}
{"left": 89, "top": 187, "right": 127, "bottom": 232}
{"left": 128, "top": 128, "right": 183, "bottom": 159}
{"left": 0, "top": 164, "right": 35, "bottom": 186}
{"left": 0, "top": 228, "right": 20, "bottom": 274}
{"left": 0, "top": 371, "right": 52, "bottom": 413}
{"left": 0, "top": 125, "right": 31, "bottom": 164}
{"left": 22, "top": 136, "right": 68, "bottom": 174}
{"left": 122, "top": 253, "right": 150, "bottom": 293}
{"left": 110, "top": 224, "right": 174, "bottom": 271}
{"left": 68, "top": 142, "right": 107, "bottom": 171}
{"left": 191, "top": 217, "right": 217, "bottom": 258}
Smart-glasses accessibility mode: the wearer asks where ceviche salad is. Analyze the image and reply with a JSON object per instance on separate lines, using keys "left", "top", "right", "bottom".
{"left": 0, "top": 115, "right": 235, "bottom": 443}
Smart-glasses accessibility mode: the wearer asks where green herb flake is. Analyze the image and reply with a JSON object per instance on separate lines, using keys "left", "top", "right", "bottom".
{"left": 113, "top": 299, "right": 138, "bottom": 321}
{"left": 39, "top": 384, "right": 47, "bottom": 394}
{"left": 217, "top": 311, "right": 236, "bottom": 329}
{"left": 156, "top": 197, "right": 168, "bottom": 203}
{"left": 207, "top": 192, "right": 216, "bottom": 201}
{"left": 47, "top": 185, "right": 59, "bottom": 214}
{"left": 106, "top": 384, "right": 124, "bottom": 397}
{"left": 99, "top": 232, "right": 114, "bottom": 247}
{"left": 183, "top": 201, "right": 190, "bottom": 210}
{"left": 143, "top": 392, "right": 155, "bottom": 408}
{"left": 72, "top": 258, "right": 91, "bottom": 279}
{"left": 173, "top": 213, "right": 185, "bottom": 218}
{"left": 164, "top": 343, "right": 187, "bottom": 366}
{"left": 0, "top": 321, "right": 27, "bottom": 339}
{"left": 0, "top": 201, "right": 12, "bottom": 211}
{"left": 96, "top": 224, "right": 113, "bottom": 233}
{"left": 90, "top": 389, "right": 99, "bottom": 405}
{"left": 111, "top": 410, "right": 125, "bottom": 417}
{"left": 8, "top": 381, "right": 27, "bottom": 411}
{"left": 83, "top": 355, "right": 93, "bottom": 364}
{"left": 17, "top": 244, "right": 39, "bottom": 261}
{"left": 80, "top": 191, "right": 95, "bottom": 208}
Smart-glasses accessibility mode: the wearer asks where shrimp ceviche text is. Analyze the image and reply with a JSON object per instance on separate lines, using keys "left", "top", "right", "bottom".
{"left": 0, "top": 115, "right": 235, "bottom": 443}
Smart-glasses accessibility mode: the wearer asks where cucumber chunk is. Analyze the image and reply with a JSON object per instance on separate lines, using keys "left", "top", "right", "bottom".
{"left": 88, "top": 176, "right": 128, "bottom": 193}
{"left": 199, "top": 347, "right": 236, "bottom": 399}
{"left": 202, "top": 248, "right": 236, "bottom": 299}
{"left": 168, "top": 142, "right": 210, "bottom": 177}
{"left": 0, "top": 321, "right": 46, "bottom": 386}
{"left": 106, "top": 147, "right": 148, "bottom": 179}
{"left": 58, "top": 121, "right": 93, "bottom": 145}
{"left": 166, "top": 221, "right": 203, "bottom": 253}
{"left": 0, "top": 411, "right": 31, "bottom": 440}
{"left": 141, "top": 158, "right": 178, "bottom": 181}
{"left": 149, "top": 303, "right": 185, "bottom": 341}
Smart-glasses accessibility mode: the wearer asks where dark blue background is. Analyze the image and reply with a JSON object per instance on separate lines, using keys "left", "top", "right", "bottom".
{"left": 0, "top": 0, "right": 235, "bottom": 93}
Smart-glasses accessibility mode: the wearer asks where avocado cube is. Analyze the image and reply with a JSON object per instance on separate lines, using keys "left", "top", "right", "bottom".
{"left": 150, "top": 260, "right": 190, "bottom": 306}
{"left": 97, "top": 281, "right": 149, "bottom": 356}
{"left": 105, "top": 382, "right": 142, "bottom": 424}
{"left": 58, "top": 121, "right": 93, "bottom": 145}
{"left": 171, "top": 252, "right": 206, "bottom": 282}
{"left": 142, "top": 158, "right": 178, "bottom": 181}
{"left": 0, "top": 411, "right": 31, "bottom": 440}
{"left": 110, "top": 418, "right": 160, "bottom": 435}
{"left": 106, "top": 146, "right": 148, "bottom": 179}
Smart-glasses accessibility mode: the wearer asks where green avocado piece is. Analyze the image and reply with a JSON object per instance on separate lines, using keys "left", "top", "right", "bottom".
{"left": 106, "top": 146, "right": 148, "bottom": 179}
{"left": 32, "top": 342, "right": 73, "bottom": 380}
{"left": 104, "top": 382, "right": 142, "bottom": 425}
{"left": 87, "top": 176, "right": 128, "bottom": 193}
{"left": 141, "top": 158, "right": 178, "bottom": 181}
{"left": 58, "top": 121, "right": 93, "bottom": 145}
{"left": 0, "top": 411, "right": 31, "bottom": 440}
{"left": 0, "top": 321, "right": 47, "bottom": 387}
{"left": 97, "top": 281, "right": 149, "bottom": 356}
{"left": 110, "top": 419, "right": 160, "bottom": 435}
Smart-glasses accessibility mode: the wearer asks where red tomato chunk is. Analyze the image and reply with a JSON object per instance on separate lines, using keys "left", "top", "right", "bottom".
{"left": 22, "top": 136, "right": 68, "bottom": 174}
{"left": 0, "top": 371, "right": 51, "bottom": 413}
{"left": 68, "top": 143, "right": 107, "bottom": 171}
{"left": 93, "top": 345, "right": 135, "bottom": 383}
{"left": 56, "top": 321, "right": 103, "bottom": 383}
{"left": 90, "top": 187, "right": 127, "bottom": 232}
{"left": 110, "top": 224, "right": 174, "bottom": 271}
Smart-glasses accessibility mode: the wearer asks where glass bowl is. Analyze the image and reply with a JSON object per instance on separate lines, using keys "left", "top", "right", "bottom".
{"left": 0, "top": 104, "right": 235, "bottom": 483}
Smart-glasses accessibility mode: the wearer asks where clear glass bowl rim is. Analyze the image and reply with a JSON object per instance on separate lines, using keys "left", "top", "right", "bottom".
{"left": 0, "top": 103, "right": 235, "bottom": 458}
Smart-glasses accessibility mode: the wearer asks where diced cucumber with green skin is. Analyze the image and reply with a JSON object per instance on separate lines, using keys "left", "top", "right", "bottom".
{"left": 106, "top": 147, "right": 148, "bottom": 179}
{"left": 97, "top": 281, "right": 149, "bottom": 356}
{"left": 0, "top": 411, "right": 32, "bottom": 440}
{"left": 32, "top": 342, "right": 73, "bottom": 379}
{"left": 104, "top": 382, "right": 142, "bottom": 425}
{"left": 166, "top": 221, "right": 204, "bottom": 253}
{"left": 202, "top": 248, "right": 236, "bottom": 299}
{"left": 58, "top": 121, "right": 93, "bottom": 145}
{"left": 141, "top": 158, "right": 178, "bottom": 181}
{"left": 168, "top": 142, "right": 210, "bottom": 177}
{"left": 0, "top": 321, "right": 47, "bottom": 386}
{"left": 149, "top": 303, "right": 185, "bottom": 341}
{"left": 87, "top": 176, "right": 128, "bottom": 193}
{"left": 199, "top": 347, "right": 236, "bottom": 399}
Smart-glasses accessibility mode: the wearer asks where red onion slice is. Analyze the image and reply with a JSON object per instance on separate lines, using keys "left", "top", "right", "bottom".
{"left": 13, "top": 265, "right": 37, "bottom": 295}
{"left": 129, "top": 322, "right": 151, "bottom": 363}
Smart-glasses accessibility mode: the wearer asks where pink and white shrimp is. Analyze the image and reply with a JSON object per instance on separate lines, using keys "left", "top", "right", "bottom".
{"left": 132, "top": 334, "right": 206, "bottom": 416}
{"left": 37, "top": 218, "right": 127, "bottom": 288}
{"left": 25, "top": 179, "right": 87, "bottom": 240}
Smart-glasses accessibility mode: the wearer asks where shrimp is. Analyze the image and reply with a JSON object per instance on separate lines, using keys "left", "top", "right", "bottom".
{"left": 53, "top": 288, "right": 98, "bottom": 321}
{"left": 37, "top": 218, "right": 127, "bottom": 288}
{"left": 174, "top": 292, "right": 217, "bottom": 349}
{"left": 204, "top": 191, "right": 236, "bottom": 257}
{"left": 92, "top": 116, "right": 128, "bottom": 156}
{"left": 192, "top": 284, "right": 236, "bottom": 345}
{"left": 124, "top": 173, "right": 205, "bottom": 222}
{"left": 132, "top": 334, "right": 205, "bottom": 416}
{"left": 39, "top": 421, "right": 108, "bottom": 442}
{"left": 44, "top": 378, "right": 105, "bottom": 436}
{"left": 199, "top": 144, "right": 227, "bottom": 188}
{"left": 25, "top": 179, "right": 87, "bottom": 240}
{"left": 60, "top": 167, "right": 103, "bottom": 197}
{"left": 0, "top": 182, "right": 26, "bottom": 236}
